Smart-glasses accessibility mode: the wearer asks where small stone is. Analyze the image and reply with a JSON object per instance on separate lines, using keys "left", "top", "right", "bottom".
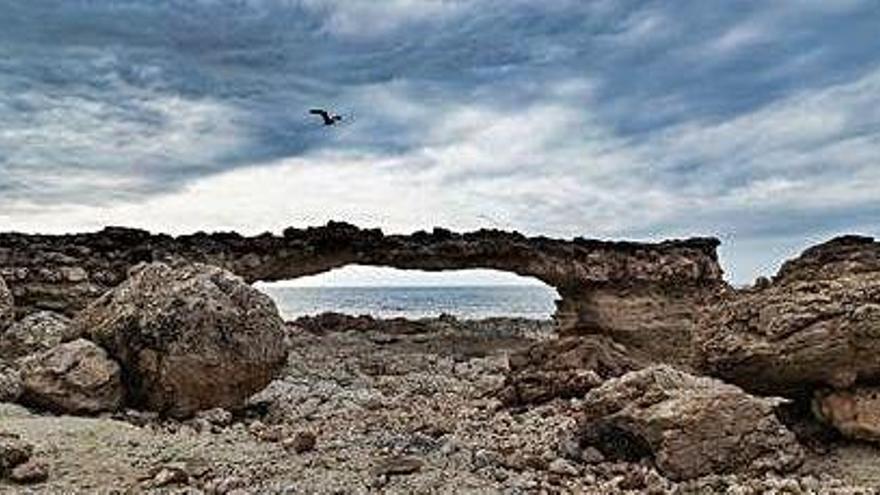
{"left": 0, "top": 434, "right": 33, "bottom": 474}
{"left": 372, "top": 456, "right": 424, "bottom": 477}
{"left": 9, "top": 459, "right": 49, "bottom": 484}
{"left": 197, "top": 408, "right": 233, "bottom": 427}
{"left": 581, "top": 446, "right": 605, "bottom": 464}
{"left": 284, "top": 431, "right": 316, "bottom": 454}
{"left": 547, "top": 458, "right": 579, "bottom": 477}
{"left": 257, "top": 425, "right": 285, "bottom": 443}
{"left": 205, "top": 476, "right": 246, "bottom": 494}
{"left": 148, "top": 463, "right": 189, "bottom": 487}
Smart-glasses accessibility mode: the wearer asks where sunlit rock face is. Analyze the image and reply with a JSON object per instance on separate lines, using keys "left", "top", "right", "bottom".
{"left": 0, "top": 223, "right": 725, "bottom": 368}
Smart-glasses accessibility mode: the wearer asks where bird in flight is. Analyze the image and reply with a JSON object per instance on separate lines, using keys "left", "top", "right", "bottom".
{"left": 309, "top": 108, "right": 343, "bottom": 126}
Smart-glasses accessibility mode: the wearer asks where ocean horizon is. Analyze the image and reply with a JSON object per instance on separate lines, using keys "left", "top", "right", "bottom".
{"left": 260, "top": 284, "right": 559, "bottom": 320}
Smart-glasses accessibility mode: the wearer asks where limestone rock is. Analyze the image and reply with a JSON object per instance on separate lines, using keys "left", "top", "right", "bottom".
{"left": 577, "top": 366, "right": 803, "bottom": 481}
{"left": 20, "top": 339, "right": 123, "bottom": 414}
{"left": 814, "top": 387, "right": 880, "bottom": 442}
{"left": 699, "top": 236, "right": 880, "bottom": 395}
{"left": 0, "top": 311, "right": 73, "bottom": 360}
{"left": 499, "top": 336, "right": 643, "bottom": 406}
{"left": 0, "top": 275, "right": 13, "bottom": 332}
{"left": 76, "top": 261, "right": 288, "bottom": 418}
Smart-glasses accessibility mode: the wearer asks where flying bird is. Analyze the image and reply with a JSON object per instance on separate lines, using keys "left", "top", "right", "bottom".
{"left": 309, "top": 108, "right": 343, "bottom": 126}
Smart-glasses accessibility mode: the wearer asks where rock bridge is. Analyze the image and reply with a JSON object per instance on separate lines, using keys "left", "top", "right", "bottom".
{"left": 0, "top": 222, "right": 726, "bottom": 366}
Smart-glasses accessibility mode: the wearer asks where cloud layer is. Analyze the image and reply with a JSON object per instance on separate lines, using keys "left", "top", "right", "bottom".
{"left": 1, "top": 0, "right": 878, "bottom": 283}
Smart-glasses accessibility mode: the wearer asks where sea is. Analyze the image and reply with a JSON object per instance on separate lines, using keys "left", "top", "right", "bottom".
{"left": 260, "top": 285, "right": 559, "bottom": 320}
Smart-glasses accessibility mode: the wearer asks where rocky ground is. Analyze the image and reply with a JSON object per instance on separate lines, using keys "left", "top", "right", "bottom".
{"left": 2, "top": 314, "right": 880, "bottom": 494}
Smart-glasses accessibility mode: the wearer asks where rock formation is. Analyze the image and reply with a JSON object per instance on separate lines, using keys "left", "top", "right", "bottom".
{"left": 576, "top": 366, "right": 803, "bottom": 481}
{"left": 76, "top": 261, "right": 288, "bottom": 418}
{"left": 19, "top": 338, "right": 123, "bottom": 414}
{"left": 698, "top": 236, "right": 880, "bottom": 396}
{"left": 814, "top": 387, "right": 880, "bottom": 443}
{"left": 0, "top": 223, "right": 725, "bottom": 367}
{"left": 0, "top": 275, "right": 13, "bottom": 332}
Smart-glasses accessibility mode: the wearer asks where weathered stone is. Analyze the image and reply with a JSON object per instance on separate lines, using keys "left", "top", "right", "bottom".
{"left": 19, "top": 339, "right": 124, "bottom": 414}
{"left": 371, "top": 456, "right": 423, "bottom": 476}
{"left": 0, "top": 275, "right": 13, "bottom": 332}
{"left": 814, "top": 387, "right": 880, "bottom": 443}
{"left": 499, "top": 336, "right": 643, "bottom": 406}
{"left": 0, "top": 361, "right": 22, "bottom": 403}
{"left": 577, "top": 366, "right": 803, "bottom": 481}
{"left": 76, "top": 262, "right": 288, "bottom": 418}
{"left": 699, "top": 236, "right": 880, "bottom": 396}
{"left": 9, "top": 459, "right": 49, "bottom": 484}
{"left": 0, "top": 433, "right": 32, "bottom": 475}
{"left": 0, "top": 311, "right": 73, "bottom": 360}
{"left": 285, "top": 431, "right": 316, "bottom": 454}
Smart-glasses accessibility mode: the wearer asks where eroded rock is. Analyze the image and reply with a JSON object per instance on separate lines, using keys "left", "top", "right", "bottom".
{"left": 0, "top": 361, "right": 22, "bottom": 403}
{"left": 499, "top": 336, "right": 643, "bottom": 406}
{"left": 814, "top": 387, "right": 880, "bottom": 443}
{"left": 0, "top": 311, "right": 73, "bottom": 360}
{"left": 77, "top": 261, "right": 288, "bottom": 418}
{"left": 699, "top": 236, "right": 880, "bottom": 396}
{"left": 0, "top": 433, "right": 32, "bottom": 476}
{"left": 0, "top": 275, "right": 13, "bottom": 332}
{"left": 577, "top": 366, "right": 803, "bottom": 481}
{"left": 20, "top": 339, "right": 123, "bottom": 414}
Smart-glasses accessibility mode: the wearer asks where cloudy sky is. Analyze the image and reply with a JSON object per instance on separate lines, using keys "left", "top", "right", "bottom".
{"left": 1, "top": 0, "right": 878, "bottom": 284}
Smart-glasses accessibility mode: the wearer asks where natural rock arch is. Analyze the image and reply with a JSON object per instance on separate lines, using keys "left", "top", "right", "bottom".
{"left": 0, "top": 222, "right": 726, "bottom": 367}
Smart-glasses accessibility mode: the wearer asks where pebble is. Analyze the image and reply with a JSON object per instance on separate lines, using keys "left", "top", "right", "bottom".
{"left": 547, "top": 458, "right": 578, "bottom": 477}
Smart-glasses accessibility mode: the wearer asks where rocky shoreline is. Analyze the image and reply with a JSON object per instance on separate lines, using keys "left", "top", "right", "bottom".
{"left": 1, "top": 225, "right": 879, "bottom": 493}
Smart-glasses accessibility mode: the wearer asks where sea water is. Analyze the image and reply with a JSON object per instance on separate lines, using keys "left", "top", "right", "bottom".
{"left": 261, "top": 285, "right": 559, "bottom": 320}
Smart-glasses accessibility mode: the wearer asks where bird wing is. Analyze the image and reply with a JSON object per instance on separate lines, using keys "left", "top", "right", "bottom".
{"left": 309, "top": 109, "right": 333, "bottom": 124}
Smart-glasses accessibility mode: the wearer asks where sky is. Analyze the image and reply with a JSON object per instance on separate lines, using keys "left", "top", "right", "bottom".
{"left": 1, "top": 0, "right": 878, "bottom": 285}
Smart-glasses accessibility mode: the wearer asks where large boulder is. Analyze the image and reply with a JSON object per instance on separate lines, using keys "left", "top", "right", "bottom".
{"left": 76, "top": 262, "right": 288, "bottom": 418}
{"left": 0, "top": 275, "right": 13, "bottom": 332}
{"left": 576, "top": 366, "right": 803, "bottom": 481}
{"left": 19, "top": 339, "right": 123, "bottom": 414}
{"left": 698, "top": 236, "right": 880, "bottom": 396}
{"left": 0, "top": 311, "right": 73, "bottom": 360}
{"left": 498, "top": 336, "right": 643, "bottom": 406}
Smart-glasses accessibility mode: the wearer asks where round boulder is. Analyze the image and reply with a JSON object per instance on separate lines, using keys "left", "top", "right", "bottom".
{"left": 19, "top": 338, "right": 123, "bottom": 414}
{"left": 76, "top": 262, "right": 288, "bottom": 418}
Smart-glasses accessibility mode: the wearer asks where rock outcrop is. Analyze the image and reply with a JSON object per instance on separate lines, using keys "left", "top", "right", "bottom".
{"left": 576, "top": 366, "right": 803, "bottom": 481}
{"left": 0, "top": 275, "right": 13, "bottom": 332}
{"left": 0, "top": 223, "right": 725, "bottom": 367}
{"left": 699, "top": 236, "right": 880, "bottom": 396}
{"left": 76, "top": 262, "right": 288, "bottom": 418}
{"left": 0, "top": 311, "right": 73, "bottom": 360}
{"left": 498, "top": 335, "right": 643, "bottom": 406}
{"left": 19, "top": 339, "right": 123, "bottom": 414}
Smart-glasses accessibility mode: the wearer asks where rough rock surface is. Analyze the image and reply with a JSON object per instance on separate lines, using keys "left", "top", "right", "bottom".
{"left": 699, "top": 236, "right": 880, "bottom": 395}
{"left": 0, "top": 361, "right": 22, "bottom": 403}
{"left": 498, "top": 335, "right": 643, "bottom": 406}
{"left": 0, "top": 311, "right": 72, "bottom": 360}
{"left": 577, "top": 365, "right": 804, "bottom": 481}
{"left": 0, "top": 223, "right": 725, "bottom": 367}
{"left": 19, "top": 339, "right": 123, "bottom": 414}
{"left": 814, "top": 387, "right": 880, "bottom": 443}
{"left": 0, "top": 275, "right": 13, "bottom": 332}
{"left": 76, "top": 261, "right": 288, "bottom": 418}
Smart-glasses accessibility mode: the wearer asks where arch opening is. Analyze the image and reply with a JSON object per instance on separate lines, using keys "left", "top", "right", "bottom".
{"left": 254, "top": 265, "right": 560, "bottom": 320}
